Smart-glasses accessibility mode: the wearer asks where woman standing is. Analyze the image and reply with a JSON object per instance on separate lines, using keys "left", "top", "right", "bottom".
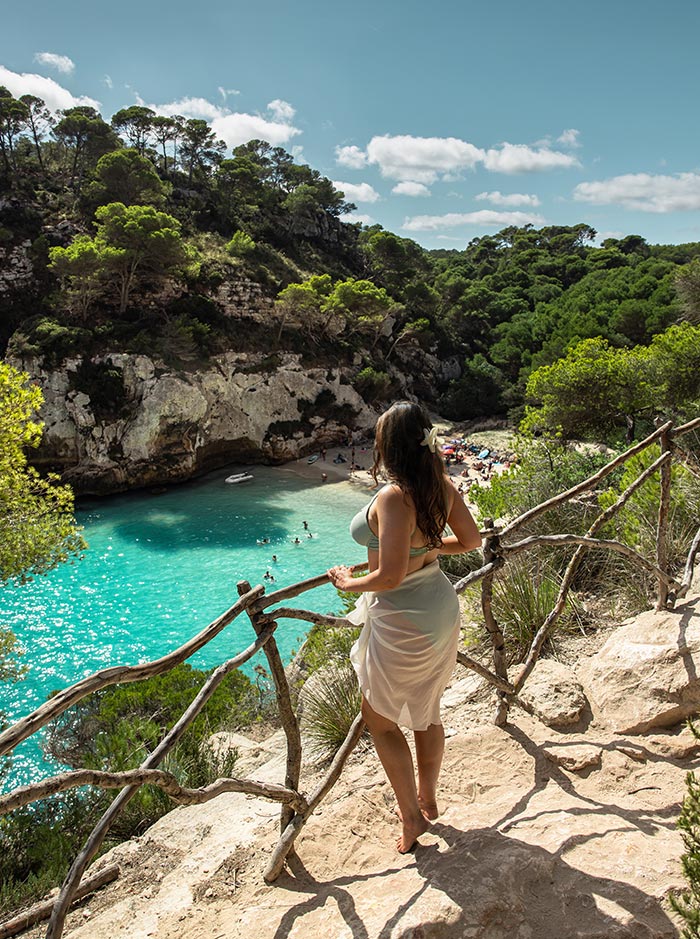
{"left": 328, "top": 402, "right": 481, "bottom": 853}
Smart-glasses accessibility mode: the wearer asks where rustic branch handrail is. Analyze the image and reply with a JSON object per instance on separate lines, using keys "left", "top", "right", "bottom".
{"left": 0, "top": 768, "right": 308, "bottom": 816}
{"left": 502, "top": 533, "right": 679, "bottom": 586}
{"left": 253, "top": 563, "right": 368, "bottom": 613}
{"left": 500, "top": 421, "right": 672, "bottom": 538}
{"left": 0, "top": 584, "right": 264, "bottom": 759}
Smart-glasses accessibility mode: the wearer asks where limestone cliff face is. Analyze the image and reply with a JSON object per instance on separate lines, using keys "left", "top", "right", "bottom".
{"left": 11, "top": 350, "right": 376, "bottom": 494}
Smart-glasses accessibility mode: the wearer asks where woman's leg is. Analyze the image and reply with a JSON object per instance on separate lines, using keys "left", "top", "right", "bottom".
{"left": 361, "top": 696, "right": 429, "bottom": 852}
{"left": 413, "top": 723, "right": 445, "bottom": 819}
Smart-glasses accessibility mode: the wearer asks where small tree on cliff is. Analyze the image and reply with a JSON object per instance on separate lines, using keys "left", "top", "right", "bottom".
{"left": 50, "top": 203, "right": 191, "bottom": 316}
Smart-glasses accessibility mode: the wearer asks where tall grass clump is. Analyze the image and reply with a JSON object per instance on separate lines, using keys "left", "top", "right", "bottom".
{"left": 300, "top": 663, "right": 364, "bottom": 760}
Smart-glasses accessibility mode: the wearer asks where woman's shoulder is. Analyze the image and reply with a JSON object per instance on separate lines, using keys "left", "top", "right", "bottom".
{"left": 375, "top": 483, "right": 413, "bottom": 513}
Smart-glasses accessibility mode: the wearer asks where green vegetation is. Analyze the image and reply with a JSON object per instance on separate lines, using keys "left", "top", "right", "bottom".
{"left": 671, "top": 726, "right": 700, "bottom": 938}
{"left": 2, "top": 83, "right": 700, "bottom": 424}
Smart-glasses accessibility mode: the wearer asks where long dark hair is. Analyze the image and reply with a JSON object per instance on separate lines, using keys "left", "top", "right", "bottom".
{"left": 371, "top": 401, "right": 448, "bottom": 549}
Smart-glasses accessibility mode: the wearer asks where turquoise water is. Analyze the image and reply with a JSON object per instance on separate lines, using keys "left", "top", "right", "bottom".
{"left": 1, "top": 464, "right": 371, "bottom": 790}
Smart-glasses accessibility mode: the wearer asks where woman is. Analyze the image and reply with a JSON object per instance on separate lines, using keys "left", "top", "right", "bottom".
{"left": 328, "top": 402, "right": 481, "bottom": 853}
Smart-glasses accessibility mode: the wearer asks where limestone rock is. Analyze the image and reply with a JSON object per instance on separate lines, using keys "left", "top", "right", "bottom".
{"left": 543, "top": 743, "right": 602, "bottom": 772}
{"left": 578, "top": 593, "right": 700, "bottom": 734}
{"left": 511, "top": 659, "right": 588, "bottom": 727}
{"left": 10, "top": 350, "right": 377, "bottom": 493}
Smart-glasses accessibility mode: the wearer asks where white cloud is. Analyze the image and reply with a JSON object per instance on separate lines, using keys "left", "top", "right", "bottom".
{"left": 103, "top": 74, "right": 113, "bottom": 89}
{"left": 392, "top": 181, "right": 431, "bottom": 197}
{"left": 366, "top": 134, "right": 484, "bottom": 183}
{"left": 335, "top": 145, "right": 367, "bottom": 169}
{"left": 332, "top": 181, "right": 380, "bottom": 203}
{"left": 574, "top": 172, "right": 700, "bottom": 213}
{"left": 141, "top": 95, "right": 227, "bottom": 120}
{"left": 402, "top": 209, "right": 546, "bottom": 231}
{"left": 483, "top": 142, "right": 580, "bottom": 174}
{"left": 343, "top": 213, "right": 375, "bottom": 226}
{"left": 218, "top": 86, "right": 240, "bottom": 101}
{"left": 0, "top": 65, "right": 99, "bottom": 111}
{"left": 557, "top": 128, "right": 581, "bottom": 148}
{"left": 267, "top": 99, "right": 295, "bottom": 122}
{"left": 212, "top": 112, "right": 301, "bottom": 149}
{"left": 476, "top": 190, "right": 541, "bottom": 207}
{"left": 141, "top": 95, "right": 301, "bottom": 149}
{"left": 34, "top": 51, "right": 75, "bottom": 75}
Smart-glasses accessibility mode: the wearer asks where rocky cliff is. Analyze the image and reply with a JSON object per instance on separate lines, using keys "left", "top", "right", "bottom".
{"left": 9, "top": 350, "right": 378, "bottom": 494}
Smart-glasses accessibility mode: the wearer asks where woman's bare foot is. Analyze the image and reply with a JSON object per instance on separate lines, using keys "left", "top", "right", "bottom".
{"left": 418, "top": 796, "right": 439, "bottom": 820}
{"left": 397, "top": 812, "right": 430, "bottom": 854}
{"left": 396, "top": 798, "right": 439, "bottom": 822}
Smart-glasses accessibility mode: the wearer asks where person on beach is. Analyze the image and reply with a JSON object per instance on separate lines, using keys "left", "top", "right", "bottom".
{"left": 327, "top": 401, "right": 481, "bottom": 854}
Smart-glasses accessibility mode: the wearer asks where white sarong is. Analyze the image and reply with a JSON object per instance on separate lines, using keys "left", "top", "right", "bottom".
{"left": 348, "top": 561, "right": 460, "bottom": 731}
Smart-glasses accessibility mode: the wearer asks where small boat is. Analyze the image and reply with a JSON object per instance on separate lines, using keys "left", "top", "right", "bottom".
{"left": 225, "top": 473, "right": 254, "bottom": 484}
{"left": 307, "top": 454, "right": 320, "bottom": 464}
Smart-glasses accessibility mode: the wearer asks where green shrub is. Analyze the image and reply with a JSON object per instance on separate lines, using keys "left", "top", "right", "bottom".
{"left": 671, "top": 749, "right": 700, "bottom": 937}
{"left": 354, "top": 365, "right": 392, "bottom": 404}
{"left": 226, "top": 230, "right": 256, "bottom": 257}
{"left": 300, "top": 663, "right": 364, "bottom": 759}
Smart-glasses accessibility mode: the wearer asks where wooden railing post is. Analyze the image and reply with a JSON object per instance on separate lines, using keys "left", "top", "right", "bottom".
{"left": 237, "top": 581, "right": 302, "bottom": 839}
{"left": 480, "top": 520, "right": 509, "bottom": 726}
{"left": 656, "top": 422, "right": 673, "bottom": 610}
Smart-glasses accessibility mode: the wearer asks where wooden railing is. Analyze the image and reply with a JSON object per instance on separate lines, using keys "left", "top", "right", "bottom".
{"left": 1, "top": 415, "right": 699, "bottom": 939}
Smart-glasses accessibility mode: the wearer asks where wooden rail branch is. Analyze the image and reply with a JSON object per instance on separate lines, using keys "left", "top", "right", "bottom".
{"left": 259, "top": 608, "right": 353, "bottom": 629}
{"left": 0, "top": 865, "right": 120, "bottom": 939}
{"left": 501, "top": 533, "right": 679, "bottom": 586}
{"left": 45, "top": 622, "right": 277, "bottom": 939}
{"left": 500, "top": 420, "right": 673, "bottom": 539}
{"left": 456, "top": 651, "right": 514, "bottom": 693}
{"left": 671, "top": 415, "right": 700, "bottom": 437}
{"left": 656, "top": 426, "right": 673, "bottom": 610}
{"left": 0, "top": 768, "right": 308, "bottom": 817}
{"left": 480, "top": 522, "right": 509, "bottom": 726}
{"left": 672, "top": 523, "right": 700, "bottom": 603}
{"left": 452, "top": 559, "right": 502, "bottom": 594}
{"left": 264, "top": 712, "right": 366, "bottom": 883}
{"left": 238, "top": 581, "right": 302, "bottom": 839}
{"left": 0, "top": 584, "right": 265, "bottom": 759}
{"left": 253, "top": 562, "right": 369, "bottom": 613}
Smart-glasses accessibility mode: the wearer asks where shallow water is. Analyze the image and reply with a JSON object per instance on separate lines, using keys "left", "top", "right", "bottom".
{"left": 1, "top": 464, "right": 371, "bottom": 789}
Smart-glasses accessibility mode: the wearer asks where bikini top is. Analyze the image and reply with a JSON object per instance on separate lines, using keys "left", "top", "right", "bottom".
{"left": 349, "top": 487, "right": 430, "bottom": 557}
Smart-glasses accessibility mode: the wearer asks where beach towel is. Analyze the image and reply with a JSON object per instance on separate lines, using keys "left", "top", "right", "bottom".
{"left": 348, "top": 561, "right": 460, "bottom": 730}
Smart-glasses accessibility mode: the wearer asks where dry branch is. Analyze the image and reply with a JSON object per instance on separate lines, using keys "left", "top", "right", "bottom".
{"left": 0, "top": 866, "right": 119, "bottom": 939}
{"left": 673, "top": 524, "right": 700, "bottom": 603}
{"left": 656, "top": 427, "right": 672, "bottom": 610}
{"left": 264, "top": 712, "right": 366, "bottom": 882}
{"left": 672, "top": 415, "right": 700, "bottom": 437}
{"left": 259, "top": 608, "right": 352, "bottom": 628}
{"left": 456, "top": 651, "right": 514, "bottom": 693}
{"left": 0, "top": 584, "right": 264, "bottom": 759}
{"left": 254, "top": 562, "right": 368, "bottom": 613}
{"left": 500, "top": 421, "right": 672, "bottom": 539}
{"left": 452, "top": 560, "right": 501, "bottom": 594}
{"left": 0, "top": 768, "right": 308, "bottom": 817}
{"left": 238, "top": 581, "right": 302, "bottom": 838}
{"left": 502, "top": 533, "right": 678, "bottom": 586}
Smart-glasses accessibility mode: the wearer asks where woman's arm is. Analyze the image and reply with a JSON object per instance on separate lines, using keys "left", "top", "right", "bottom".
{"left": 438, "top": 478, "right": 482, "bottom": 556}
{"left": 328, "top": 487, "right": 411, "bottom": 592}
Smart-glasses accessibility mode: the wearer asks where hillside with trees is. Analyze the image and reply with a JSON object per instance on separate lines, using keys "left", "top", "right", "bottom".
{"left": 1, "top": 86, "right": 700, "bottom": 434}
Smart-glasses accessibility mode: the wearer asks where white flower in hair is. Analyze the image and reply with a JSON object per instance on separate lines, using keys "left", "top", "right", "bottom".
{"left": 420, "top": 426, "right": 439, "bottom": 453}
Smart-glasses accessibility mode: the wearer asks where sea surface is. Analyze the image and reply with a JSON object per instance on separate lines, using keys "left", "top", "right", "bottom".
{"left": 1, "top": 464, "right": 372, "bottom": 790}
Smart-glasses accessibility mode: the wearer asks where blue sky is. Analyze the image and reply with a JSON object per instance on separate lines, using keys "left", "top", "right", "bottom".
{"left": 3, "top": 0, "right": 700, "bottom": 249}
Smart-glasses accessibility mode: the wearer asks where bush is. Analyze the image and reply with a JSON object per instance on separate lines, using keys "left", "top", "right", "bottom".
{"left": 226, "top": 230, "right": 256, "bottom": 257}
{"left": 354, "top": 365, "right": 391, "bottom": 404}
{"left": 300, "top": 663, "right": 364, "bottom": 759}
{"left": 671, "top": 753, "right": 700, "bottom": 936}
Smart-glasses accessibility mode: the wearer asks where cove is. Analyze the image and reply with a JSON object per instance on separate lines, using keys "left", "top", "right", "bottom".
{"left": 1, "top": 464, "right": 371, "bottom": 789}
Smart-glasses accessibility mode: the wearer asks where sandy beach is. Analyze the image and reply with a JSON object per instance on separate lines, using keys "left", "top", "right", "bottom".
{"left": 284, "top": 426, "right": 517, "bottom": 496}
